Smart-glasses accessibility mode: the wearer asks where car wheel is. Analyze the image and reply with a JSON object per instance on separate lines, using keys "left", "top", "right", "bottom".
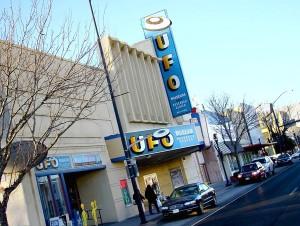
{"left": 211, "top": 195, "right": 217, "bottom": 208}
{"left": 197, "top": 201, "right": 204, "bottom": 215}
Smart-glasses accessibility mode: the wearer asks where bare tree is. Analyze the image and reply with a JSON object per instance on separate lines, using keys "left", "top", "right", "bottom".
{"left": 207, "top": 94, "right": 259, "bottom": 171}
{"left": 258, "top": 105, "right": 295, "bottom": 153}
{"left": 0, "top": 1, "right": 112, "bottom": 224}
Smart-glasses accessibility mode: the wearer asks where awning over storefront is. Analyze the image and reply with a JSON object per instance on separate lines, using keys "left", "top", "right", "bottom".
{"left": 243, "top": 143, "right": 276, "bottom": 152}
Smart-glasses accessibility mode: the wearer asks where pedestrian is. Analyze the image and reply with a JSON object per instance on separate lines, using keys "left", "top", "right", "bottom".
{"left": 145, "top": 184, "right": 160, "bottom": 214}
{"left": 133, "top": 189, "right": 145, "bottom": 205}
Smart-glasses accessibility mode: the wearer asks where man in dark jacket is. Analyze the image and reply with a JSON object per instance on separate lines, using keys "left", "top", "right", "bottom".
{"left": 145, "top": 185, "right": 160, "bottom": 214}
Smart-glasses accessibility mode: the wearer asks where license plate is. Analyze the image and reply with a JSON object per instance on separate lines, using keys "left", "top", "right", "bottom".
{"left": 245, "top": 177, "right": 250, "bottom": 180}
{"left": 172, "top": 209, "right": 179, "bottom": 214}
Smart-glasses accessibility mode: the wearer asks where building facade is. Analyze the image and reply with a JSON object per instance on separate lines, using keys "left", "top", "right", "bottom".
{"left": 2, "top": 32, "right": 210, "bottom": 225}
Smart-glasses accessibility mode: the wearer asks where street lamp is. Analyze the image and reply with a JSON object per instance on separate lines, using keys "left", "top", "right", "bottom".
{"left": 213, "top": 134, "right": 231, "bottom": 187}
{"left": 88, "top": 0, "right": 164, "bottom": 223}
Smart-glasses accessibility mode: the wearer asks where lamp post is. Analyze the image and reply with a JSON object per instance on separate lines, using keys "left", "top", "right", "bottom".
{"left": 213, "top": 134, "right": 231, "bottom": 187}
{"left": 87, "top": 0, "right": 150, "bottom": 223}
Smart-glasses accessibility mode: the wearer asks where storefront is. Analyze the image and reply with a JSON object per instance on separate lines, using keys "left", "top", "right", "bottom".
{"left": 106, "top": 123, "right": 205, "bottom": 202}
{"left": 35, "top": 153, "right": 105, "bottom": 225}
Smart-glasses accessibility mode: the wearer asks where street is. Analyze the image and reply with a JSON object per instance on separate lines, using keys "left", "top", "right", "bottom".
{"left": 193, "top": 161, "right": 300, "bottom": 226}
{"left": 148, "top": 161, "right": 300, "bottom": 226}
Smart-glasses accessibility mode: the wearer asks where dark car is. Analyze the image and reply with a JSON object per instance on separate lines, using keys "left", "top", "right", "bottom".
{"left": 237, "top": 162, "right": 266, "bottom": 184}
{"left": 277, "top": 153, "right": 293, "bottom": 166}
{"left": 161, "top": 183, "right": 216, "bottom": 217}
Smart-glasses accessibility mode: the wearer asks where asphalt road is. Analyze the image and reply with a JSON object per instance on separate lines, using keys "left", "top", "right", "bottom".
{"left": 194, "top": 161, "right": 300, "bottom": 226}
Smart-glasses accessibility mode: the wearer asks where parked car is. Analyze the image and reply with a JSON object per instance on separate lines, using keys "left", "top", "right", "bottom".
{"left": 161, "top": 183, "right": 216, "bottom": 218}
{"left": 291, "top": 150, "right": 300, "bottom": 160}
{"left": 277, "top": 153, "right": 293, "bottom": 166}
{"left": 251, "top": 156, "right": 275, "bottom": 176}
{"left": 237, "top": 162, "right": 266, "bottom": 184}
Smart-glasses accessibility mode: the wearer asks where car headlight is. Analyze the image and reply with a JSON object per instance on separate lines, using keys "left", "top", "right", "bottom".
{"left": 237, "top": 174, "right": 242, "bottom": 178}
{"left": 161, "top": 206, "right": 169, "bottom": 210}
{"left": 184, "top": 200, "right": 196, "bottom": 206}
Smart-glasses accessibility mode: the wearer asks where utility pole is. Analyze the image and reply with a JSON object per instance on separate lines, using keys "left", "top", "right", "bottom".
{"left": 88, "top": 0, "right": 146, "bottom": 223}
{"left": 270, "top": 103, "right": 282, "bottom": 153}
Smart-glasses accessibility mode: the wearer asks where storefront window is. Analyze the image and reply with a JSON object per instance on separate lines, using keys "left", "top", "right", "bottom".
{"left": 169, "top": 168, "right": 185, "bottom": 189}
{"left": 50, "top": 175, "right": 67, "bottom": 216}
{"left": 227, "top": 155, "right": 239, "bottom": 171}
{"left": 37, "top": 176, "right": 56, "bottom": 221}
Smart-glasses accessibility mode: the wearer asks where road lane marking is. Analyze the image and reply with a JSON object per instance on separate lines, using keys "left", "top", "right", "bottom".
{"left": 191, "top": 164, "right": 297, "bottom": 226}
{"left": 289, "top": 187, "right": 298, "bottom": 196}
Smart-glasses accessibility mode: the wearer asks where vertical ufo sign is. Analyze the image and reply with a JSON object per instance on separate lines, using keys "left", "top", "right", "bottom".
{"left": 141, "top": 10, "right": 192, "bottom": 118}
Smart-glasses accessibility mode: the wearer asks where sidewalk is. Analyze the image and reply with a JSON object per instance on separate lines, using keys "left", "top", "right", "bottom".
{"left": 102, "top": 166, "right": 290, "bottom": 226}
{"left": 102, "top": 182, "right": 241, "bottom": 226}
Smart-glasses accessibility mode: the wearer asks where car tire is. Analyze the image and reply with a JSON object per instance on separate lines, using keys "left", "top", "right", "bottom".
{"left": 197, "top": 201, "right": 204, "bottom": 215}
{"left": 211, "top": 195, "right": 217, "bottom": 208}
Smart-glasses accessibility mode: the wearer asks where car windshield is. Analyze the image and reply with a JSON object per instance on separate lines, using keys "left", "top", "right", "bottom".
{"left": 252, "top": 158, "right": 266, "bottom": 164}
{"left": 242, "top": 164, "right": 258, "bottom": 172}
{"left": 170, "top": 185, "right": 199, "bottom": 199}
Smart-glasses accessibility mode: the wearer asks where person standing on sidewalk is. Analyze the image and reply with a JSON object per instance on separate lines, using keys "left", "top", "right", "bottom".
{"left": 145, "top": 184, "right": 160, "bottom": 214}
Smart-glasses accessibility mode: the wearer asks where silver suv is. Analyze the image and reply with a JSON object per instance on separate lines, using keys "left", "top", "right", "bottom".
{"left": 251, "top": 156, "right": 275, "bottom": 176}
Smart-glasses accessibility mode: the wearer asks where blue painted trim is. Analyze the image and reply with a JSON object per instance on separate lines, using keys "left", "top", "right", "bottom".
{"left": 35, "top": 165, "right": 106, "bottom": 177}
{"left": 110, "top": 156, "right": 125, "bottom": 162}
{"left": 104, "top": 134, "right": 121, "bottom": 140}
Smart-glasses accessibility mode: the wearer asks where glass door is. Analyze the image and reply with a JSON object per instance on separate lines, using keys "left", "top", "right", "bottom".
{"left": 50, "top": 175, "right": 68, "bottom": 216}
{"left": 37, "top": 175, "right": 69, "bottom": 225}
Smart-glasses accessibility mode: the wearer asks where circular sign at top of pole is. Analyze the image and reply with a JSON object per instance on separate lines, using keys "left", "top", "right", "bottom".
{"left": 144, "top": 16, "right": 172, "bottom": 31}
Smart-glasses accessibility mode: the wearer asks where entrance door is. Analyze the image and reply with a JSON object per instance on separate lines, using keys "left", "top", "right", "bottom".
{"left": 37, "top": 175, "right": 69, "bottom": 225}
{"left": 64, "top": 173, "right": 81, "bottom": 212}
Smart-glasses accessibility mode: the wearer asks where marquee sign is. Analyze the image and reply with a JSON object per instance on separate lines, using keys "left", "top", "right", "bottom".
{"left": 142, "top": 10, "right": 192, "bottom": 117}
{"left": 126, "top": 124, "right": 201, "bottom": 158}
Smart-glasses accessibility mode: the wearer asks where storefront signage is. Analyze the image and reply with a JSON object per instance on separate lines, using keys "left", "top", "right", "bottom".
{"left": 120, "top": 179, "right": 132, "bottom": 206}
{"left": 142, "top": 11, "right": 192, "bottom": 117}
{"left": 36, "top": 157, "right": 59, "bottom": 170}
{"left": 35, "top": 153, "right": 104, "bottom": 175}
{"left": 127, "top": 124, "right": 200, "bottom": 157}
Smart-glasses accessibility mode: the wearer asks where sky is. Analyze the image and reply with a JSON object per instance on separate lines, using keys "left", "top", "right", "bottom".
{"left": 2, "top": 0, "right": 300, "bottom": 109}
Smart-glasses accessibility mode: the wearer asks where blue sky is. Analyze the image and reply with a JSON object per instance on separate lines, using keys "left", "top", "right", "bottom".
{"left": 3, "top": 0, "right": 300, "bottom": 108}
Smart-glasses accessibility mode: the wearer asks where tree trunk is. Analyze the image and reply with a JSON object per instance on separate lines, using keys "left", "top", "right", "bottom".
{"left": 0, "top": 203, "right": 9, "bottom": 226}
{"left": 234, "top": 150, "right": 242, "bottom": 172}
